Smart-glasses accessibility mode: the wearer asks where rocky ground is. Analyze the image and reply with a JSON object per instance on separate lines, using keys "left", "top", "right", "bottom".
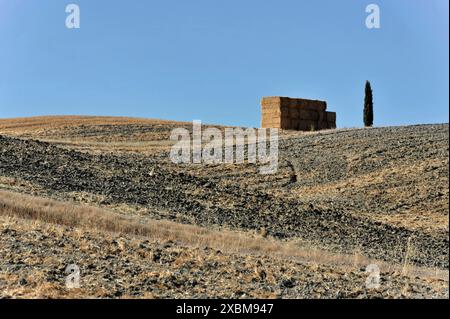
{"left": 0, "top": 215, "right": 447, "bottom": 299}
{"left": 0, "top": 117, "right": 448, "bottom": 298}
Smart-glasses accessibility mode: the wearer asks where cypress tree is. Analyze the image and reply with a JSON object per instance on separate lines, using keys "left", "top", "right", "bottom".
{"left": 364, "top": 80, "right": 374, "bottom": 127}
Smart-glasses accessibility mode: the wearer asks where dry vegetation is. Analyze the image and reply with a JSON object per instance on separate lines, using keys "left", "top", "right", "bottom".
{"left": 1, "top": 189, "right": 446, "bottom": 281}
{"left": 0, "top": 190, "right": 447, "bottom": 299}
{"left": 0, "top": 116, "right": 448, "bottom": 298}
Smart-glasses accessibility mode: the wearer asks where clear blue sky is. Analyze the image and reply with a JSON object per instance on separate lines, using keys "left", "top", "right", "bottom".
{"left": 0, "top": 0, "right": 448, "bottom": 127}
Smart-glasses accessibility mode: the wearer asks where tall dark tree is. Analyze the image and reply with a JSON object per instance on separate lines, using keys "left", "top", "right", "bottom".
{"left": 364, "top": 80, "right": 374, "bottom": 127}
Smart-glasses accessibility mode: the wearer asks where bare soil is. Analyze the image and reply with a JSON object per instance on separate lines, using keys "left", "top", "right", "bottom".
{"left": 0, "top": 116, "right": 448, "bottom": 298}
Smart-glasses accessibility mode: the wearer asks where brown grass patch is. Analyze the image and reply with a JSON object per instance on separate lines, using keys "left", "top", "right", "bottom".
{"left": 0, "top": 189, "right": 447, "bottom": 282}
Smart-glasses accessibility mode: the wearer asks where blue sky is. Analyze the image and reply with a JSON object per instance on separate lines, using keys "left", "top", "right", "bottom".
{"left": 0, "top": 0, "right": 448, "bottom": 127}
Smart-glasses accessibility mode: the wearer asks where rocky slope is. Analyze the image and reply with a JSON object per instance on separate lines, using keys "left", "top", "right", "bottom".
{"left": 0, "top": 124, "right": 448, "bottom": 269}
{"left": 0, "top": 215, "right": 447, "bottom": 299}
{"left": 0, "top": 117, "right": 448, "bottom": 298}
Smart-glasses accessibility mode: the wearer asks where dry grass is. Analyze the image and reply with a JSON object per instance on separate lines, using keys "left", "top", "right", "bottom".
{"left": 33, "top": 139, "right": 175, "bottom": 154}
{"left": 402, "top": 237, "right": 416, "bottom": 276}
{"left": 0, "top": 115, "right": 338, "bottom": 141}
{"left": 0, "top": 115, "right": 187, "bottom": 132}
{"left": 292, "top": 160, "right": 449, "bottom": 234}
{"left": 0, "top": 116, "right": 187, "bottom": 154}
{"left": 0, "top": 189, "right": 447, "bottom": 282}
{"left": 0, "top": 115, "right": 239, "bottom": 154}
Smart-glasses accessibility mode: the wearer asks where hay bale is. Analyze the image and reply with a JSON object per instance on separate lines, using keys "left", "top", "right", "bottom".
{"left": 289, "top": 108, "right": 299, "bottom": 118}
{"left": 280, "top": 117, "right": 291, "bottom": 128}
{"left": 261, "top": 97, "right": 282, "bottom": 106}
{"left": 296, "top": 99, "right": 326, "bottom": 112}
{"left": 297, "top": 120, "right": 316, "bottom": 131}
{"left": 326, "top": 112, "right": 336, "bottom": 122}
{"left": 290, "top": 119, "right": 300, "bottom": 129}
{"left": 261, "top": 96, "right": 335, "bottom": 130}
{"left": 298, "top": 109, "right": 319, "bottom": 121}
{"left": 261, "top": 105, "right": 281, "bottom": 112}
{"left": 317, "top": 121, "right": 329, "bottom": 130}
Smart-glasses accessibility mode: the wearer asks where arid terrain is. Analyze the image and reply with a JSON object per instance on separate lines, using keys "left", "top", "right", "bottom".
{"left": 0, "top": 116, "right": 448, "bottom": 299}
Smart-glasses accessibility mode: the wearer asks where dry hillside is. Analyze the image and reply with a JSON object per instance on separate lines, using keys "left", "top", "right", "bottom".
{"left": 0, "top": 116, "right": 448, "bottom": 298}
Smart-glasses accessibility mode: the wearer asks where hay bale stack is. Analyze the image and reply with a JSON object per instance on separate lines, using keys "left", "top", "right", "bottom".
{"left": 261, "top": 97, "right": 336, "bottom": 131}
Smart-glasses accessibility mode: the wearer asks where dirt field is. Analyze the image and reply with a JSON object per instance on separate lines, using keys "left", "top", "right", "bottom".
{"left": 0, "top": 116, "right": 448, "bottom": 298}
